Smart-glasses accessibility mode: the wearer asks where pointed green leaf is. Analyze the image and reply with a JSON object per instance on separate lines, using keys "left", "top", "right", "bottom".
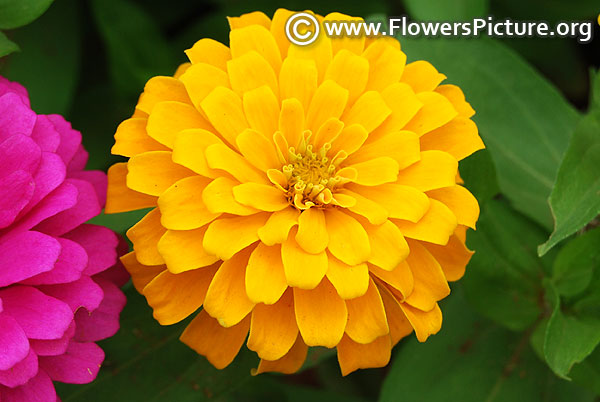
{"left": 0, "top": 31, "right": 18, "bottom": 57}
{"left": 539, "top": 72, "right": 600, "bottom": 255}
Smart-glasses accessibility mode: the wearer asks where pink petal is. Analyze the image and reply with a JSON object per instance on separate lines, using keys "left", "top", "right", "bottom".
{"left": 30, "top": 322, "right": 75, "bottom": 357}
{"left": 30, "top": 115, "right": 60, "bottom": 153}
{"left": 0, "top": 231, "right": 61, "bottom": 287}
{"left": 34, "top": 179, "right": 101, "bottom": 236}
{"left": 75, "top": 278, "right": 126, "bottom": 342}
{"left": 0, "top": 93, "right": 36, "bottom": 142}
{"left": 69, "top": 170, "right": 107, "bottom": 207}
{"left": 64, "top": 224, "right": 117, "bottom": 277}
{"left": 17, "top": 153, "right": 67, "bottom": 220}
{"left": 9, "top": 181, "right": 77, "bottom": 233}
{"left": 0, "top": 286, "right": 73, "bottom": 340}
{"left": 39, "top": 342, "right": 104, "bottom": 384}
{"left": 0, "top": 170, "right": 34, "bottom": 229}
{"left": 47, "top": 115, "right": 81, "bottom": 167}
{"left": 94, "top": 236, "right": 130, "bottom": 287}
{"left": 0, "top": 348, "right": 38, "bottom": 387}
{"left": 0, "top": 371, "right": 57, "bottom": 402}
{"left": 39, "top": 276, "right": 103, "bottom": 313}
{"left": 22, "top": 238, "right": 87, "bottom": 286}
{"left": 67, "top": 144, "right": 88, "bottom": 172}
{"left": 0, "top": 134, "right": 41, "bottom": 177}
{"left": 0, "top": 77, "right": 30, "bottom": 107}
{"left": 0, "top": 313, "right": 29, "bottom": 370}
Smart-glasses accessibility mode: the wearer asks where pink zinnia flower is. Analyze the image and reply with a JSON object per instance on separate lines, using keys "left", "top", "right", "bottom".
{"left": 0, "top": 76, "right": 128, "bottom": 402}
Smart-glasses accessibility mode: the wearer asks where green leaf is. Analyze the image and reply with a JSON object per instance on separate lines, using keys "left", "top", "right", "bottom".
{"left": 458, "top": 149, "right": 500, "bottom": 204}
{"left": 380, "top": 288, "right": 594, "bottom": 402}
{"left": 462, "top": 199, "right": 546, "bottom": 331}
{"left": 0, "top": 0, "right": 81, "bottom": 115}
{"left": 569, "top": 348, "right": 600, "bottom": 395}
{"left": 0, "top": 31, "right": 18, "bottom": 57}
{"left": 543, "top": 283, "right": 600, "bottom": 379}
{"left": 0, "top": 0, "right": 54, "bottom": 29}
{"left": 90, "top": 0, "right": 174, "bottom": 97}
{"left": 551, "top": 228, "right": 600, "bottom": 297}
{"left": 402, "top": 0, "right": 488, "bottom": 20}
{"left": 538, "top": 72, "right": 600, "bottom": 255}
{"left": 57, "top": 290, "right": 258, "bottom": 401}
{"left": 398, "top": 37, "right": 580, "bottom": 229}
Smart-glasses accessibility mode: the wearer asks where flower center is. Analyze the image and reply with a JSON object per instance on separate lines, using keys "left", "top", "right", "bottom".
{"left": 280, "top": 139, "right": 351, "bottom": 210}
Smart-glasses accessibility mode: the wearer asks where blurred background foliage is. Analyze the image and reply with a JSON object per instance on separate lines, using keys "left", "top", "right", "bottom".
{"left": 0, "top": 0, "right": 599, "bottom": 401}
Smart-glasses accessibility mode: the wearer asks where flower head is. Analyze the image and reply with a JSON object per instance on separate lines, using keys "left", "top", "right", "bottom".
{"left": 108, "top": 9, "right": 484, "bottom": 375}
{"left": 0, "top": 76, "right": 128, "bottom": 401}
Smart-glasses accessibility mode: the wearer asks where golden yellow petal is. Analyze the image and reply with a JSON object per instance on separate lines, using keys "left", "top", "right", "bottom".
{"left": 295, "top": 207, "right": 329, "bottom": 254}
{"left": 326, "top": 255, "right": 369, "bottom": 299}
{"left": 399, "top": 302, "right": 442, "bottom": 342}
{"left": 403, "top": 92, "right": 458, "bottom": 136}
{"left": 146, "top": 101, "right": 213, "bottom": 148}
{"left": 136, "top": 76, "right": 193, "bottom": 115}
{"left": 246, "top": 243, "right": 288, "bottom": 304}
{"left": 180, "top": 310, "right": 250, "bottom": 369}
{"left": 423, "top": 234, "right": 473, "bottom": 282}
{"left": 185, "top": 38, "right": 231, "bottom": 70}
{"left": 306, "top": 80, "right": 348, "bottom": 133}
{"left": 158, "top": 176, "right": 219, "bottom": 230}
{"left": 281, "top": 228, "right": 328, "bottom": 289}
{"left": 325, "top": 209, "right": 370, "bottom": 265}
{"left": 363, "top": 41, "right": 406, "bottom": 92}
{"left": 203, "top": 214, "right": 268, "bottom": 260}
{"left": 337, "top": 334, "right": 391, "bottom": 376}
{"left": 293, "top": 278, "right": 347, "bottom": 347}
{"left": 233, "top": 182, "right": 289, "bottom": 212}
{"left": 201, "top": 87, "right": 249, "bottom": 147}
{"left": 258, "top": 208, "right": 300, "bottom": 246}
{"left": 179, "top": 63, "right": 230, "bottom": 112}
{"left": 370, "top": 262, "right": 414, "bottom": 299}
{"left": 171, "top": 128, "right": 224, "bottom": 178}
{"left": 205, "top": 143, "right": 268, "bottom": 184}
{"left": 427, "top": 185, "right": 480, "bottom": 229}
{"left": 347, "top": 183, "right": 429, "bottom": 223}
{"left": 228, "top": 11, "right": 271, "bottom": 30}
{"left": 142, "top": 264, "right": 217, "bottom": 325}
{"left": 112, "top": 118, "right": 169, "bottom": 158}
{"left": 157, "top": 226, "right": 219, "bottom": 274}
{"left": 401, "top": 60, "right": 446, "bottom": 93}
{"left": 120, "top": 251, "right": 165, "bottom": 293}
{"left": 105, "top": 163, "right": 157, "bottom": 214}
{"left": 127, "top": 151, "right": 194, "bottom": 197}
{"left": 227, "top": 51, "right": 279, "bottom": 96}
{"left": 435, "top": 84, "right": 475, "bottom": 118}
{"left": 230, "top": 24, "right": 282, "bottom": 72}
{"left": 363, "top": 220, "right": 409, "bottom": 271}
{"left": 254, "top": 335, "right": 307, "bottom": 375}
{"left": 203, "top": 247, "right": 256, "bottom": 327}
{"left": 126, "top": 208, "right": 166, "bottom": 265}
{"left": 247, "top": 289, "right": 298, "bottom": 360}
{"left": 345, "top": 278, "right": 389, "bottom": 344}
{"left": 342, "top": 91, "right": 391, "bottom": 133}
{"left": 420, "top": 117, "right": 484, "bottom": 161}
{"left": 243, "top": 85, "right": 280, "bottom": 138}
{"left": 324, "top": 49, "right": 369, "bottom": 104}
{"left": 396, "top": 150, "right": 457, "bottom": 192}
{"left": 404, "top": 240, "right": 450, "bottom": 311}
{"left": 394, "top": 199, "right": 457, "bottom": 245}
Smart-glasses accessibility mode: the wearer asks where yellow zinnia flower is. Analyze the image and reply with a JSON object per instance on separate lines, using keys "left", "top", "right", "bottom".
{"left": 106, "top": 9, "right": 485, "bottom": 376}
